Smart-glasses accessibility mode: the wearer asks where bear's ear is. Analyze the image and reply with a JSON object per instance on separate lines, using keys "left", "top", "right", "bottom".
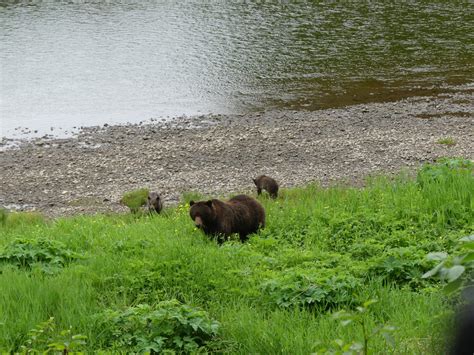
{"left": 206, "top": 200, "right": 213, "bottom": 208}
{"left": 190, "top": 200, "right": 195, "bottom": 206}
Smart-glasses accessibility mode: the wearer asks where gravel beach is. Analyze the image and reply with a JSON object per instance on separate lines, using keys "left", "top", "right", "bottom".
{"left": 1, "top": 85, "right": 473, "bottom": 218}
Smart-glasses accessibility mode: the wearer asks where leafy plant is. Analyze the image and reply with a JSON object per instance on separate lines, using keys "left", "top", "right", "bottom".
{"left": 0, "top": 238, "right": 81, "bottom": 273}
{"left": 315, "top": 300, "right": 396, "bottom": 355}
{"left": 422, "top": 234, "right": 474, "bottom": 294}
{"left": 20, "top": 317, "right": 87, "bottom": 353}
{"left": 261, "top": 270, "right": 360, "bottom": 310}
{"left": 369, "top": 247, "right": 430, "bottom": 289}
{"left": 97, "top": 300, "right": 220, "bottom": 352}
{"left": 120, "top": 188, "right": 149, "bottom": 213}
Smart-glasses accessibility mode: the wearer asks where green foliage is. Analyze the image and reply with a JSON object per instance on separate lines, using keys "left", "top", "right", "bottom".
{"left": 97, "top": 301, "right": 220, "bottom": 353}
{"left": 20, "top": 317, "right": 87, "bottom": 353}
{"left": 261, "top": 269, "right": 361, "bottom": 310}
{"left": 417, "top": 158, "right": 472, "bottom": 187}
{"left": 369, "top": 247, "right": 431, "bottom": 289}
{"left": 120, "top": 188, "right": 149, "bottom": 213}
{"left": 0, "top": 162, "right": 472, "bottom": 353}
{"left": 0, "top": 238, "right": 81, "bottom": 273}
{"left": 437, "top": 137, "right": 456, "bottom": 146}
{"left": 181, "top": 190, "right": 205, "bottom": 204}
{"left": 423, "top": 234, "right": 474, "bottom": 294}
{"left": 315, "top": 300, "right": 396, "bottom": 355}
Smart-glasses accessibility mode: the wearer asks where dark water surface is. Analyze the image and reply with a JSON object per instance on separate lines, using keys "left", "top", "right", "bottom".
{"left": 1, "top": 1, "right": 473, "bottom": 137}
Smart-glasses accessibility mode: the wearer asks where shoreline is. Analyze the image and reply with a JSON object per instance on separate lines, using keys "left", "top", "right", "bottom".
{"left": 1, "top": 84, "right": 473, "bottom": 218}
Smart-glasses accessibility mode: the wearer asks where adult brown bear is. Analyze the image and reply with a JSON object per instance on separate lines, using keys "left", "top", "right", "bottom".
{"left": 189, "top": 195, "right": 265, "bottom": 243}
{"left": 253, "top": 175, "right": 279, "bottom": 199}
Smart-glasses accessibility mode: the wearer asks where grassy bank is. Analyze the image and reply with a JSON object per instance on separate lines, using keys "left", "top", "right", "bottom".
{"left": 0, "top": 159, "right": 473, "bottom": 353}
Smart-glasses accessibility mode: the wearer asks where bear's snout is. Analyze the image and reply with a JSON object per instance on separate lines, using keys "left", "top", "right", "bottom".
{"left": 194, "top": 216, "right": 203, "bottom": 228}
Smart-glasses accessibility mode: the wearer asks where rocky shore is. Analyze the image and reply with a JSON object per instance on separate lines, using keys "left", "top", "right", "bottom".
{"left": 1, "top": 84, "right": 473, "bottom": 218}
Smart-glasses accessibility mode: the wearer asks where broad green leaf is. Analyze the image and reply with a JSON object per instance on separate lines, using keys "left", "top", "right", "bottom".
{"left": 460, "top": 234, "right": 474, "bottom": 242}
{"left": 446, "top": 265, "right": 465, "bottom": 282}
{"left": 382, "top": 332, "right": 396, "bottom": 347}
{"left": 340, "top": 319, "right": 353, "bottom": 327}
{"left": 422, "top": 261, "right": 445, "bottom": 279}
{"left": 426, "top": 252, "right": 448, "bottom": 261}
{"left": 462, "top": 252, "right": 474, "bottom": 263}
{"left": 444, "top": 278, "right": 463, "bottom": 294}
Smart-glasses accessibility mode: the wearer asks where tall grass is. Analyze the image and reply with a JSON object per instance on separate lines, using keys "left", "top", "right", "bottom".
{"left": 0, "top": 160, "right": 472, "bottom": 352}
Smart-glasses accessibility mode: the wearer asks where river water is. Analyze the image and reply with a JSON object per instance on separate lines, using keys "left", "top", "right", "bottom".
{"left": 1, "top": 1, "right": 472, "bottom": 137}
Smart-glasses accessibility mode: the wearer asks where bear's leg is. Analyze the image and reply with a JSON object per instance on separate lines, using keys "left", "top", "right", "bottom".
{"left": 239, "top": 232, "right": 249, "bottom": 243}
{"left": 257, "top": 188, "right": 262, "bottom": 195}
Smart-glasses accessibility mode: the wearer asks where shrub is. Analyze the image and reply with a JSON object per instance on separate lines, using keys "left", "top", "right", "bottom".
{"left": 96, "top": 301, "right": 220, "bottom": 353}
{"left": 261, "top": 269, "right": 361, "bottom": 310}
{"left": 120, "top": 188, "right": 149, "bottom": 213}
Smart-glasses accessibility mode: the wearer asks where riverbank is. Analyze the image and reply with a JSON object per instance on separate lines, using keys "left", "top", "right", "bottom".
{"left": 0, "top": 84, "right": 473, "bottom": 217}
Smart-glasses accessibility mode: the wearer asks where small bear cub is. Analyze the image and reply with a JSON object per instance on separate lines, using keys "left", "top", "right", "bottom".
{"left": 147, "top": 192, "right": 163, "bottom": 213}
{"left": 253, "top": 175, "right": 279, "bottom": 199}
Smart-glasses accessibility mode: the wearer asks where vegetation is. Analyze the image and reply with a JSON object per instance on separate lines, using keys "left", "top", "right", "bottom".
{"left": 0, "top": 159, "right": 472, "bottom": 353}
{"left": 120, "top": 188, "right": 149, "bottom": 213}
{"left": 437, "top": 137, "right": 457, "bottom": 146}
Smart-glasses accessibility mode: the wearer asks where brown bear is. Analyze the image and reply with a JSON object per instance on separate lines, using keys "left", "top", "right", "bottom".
{"left": 189, "top": 194, "right": 265, "bottom": 243}
{"left": 146, "top": 192, "right": 163, "bottom": 213}
{"left": 253, "top": 175, "right": 279, "bottom": 199}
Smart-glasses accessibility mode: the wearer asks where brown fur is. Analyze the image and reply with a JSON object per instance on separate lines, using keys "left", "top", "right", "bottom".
{"left": 253, "top": 175, "right": 279, "bottom": 199}
{"left": 189, "top": 194, "right": 265, "bottom": 243}
{"left": 147, "top": 192, "right": 163, "bottom": 213}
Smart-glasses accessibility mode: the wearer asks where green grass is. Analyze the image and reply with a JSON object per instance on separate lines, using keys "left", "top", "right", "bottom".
{"left": 0, "top": 160, "right": 472, "bottom": 353}
{"left": 437, "top": 137, "right": 456, "bottom": 146}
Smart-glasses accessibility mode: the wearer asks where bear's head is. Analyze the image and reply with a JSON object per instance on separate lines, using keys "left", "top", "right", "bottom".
{"left": 148, "top": 192, "right": 160, "bottom": 203}
{"left": 189, "top": 200, "right": 216, "bottom": 230}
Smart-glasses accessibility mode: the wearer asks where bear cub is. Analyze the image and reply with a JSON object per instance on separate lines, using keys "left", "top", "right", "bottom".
{"left": 253, "top": 175, "right": 279, "bottom": 199}
{"left": 189, "top": 194, "right": 265, "bottom": 243}
{"left": 147, "top": 192, "right": 163, "bottom": 213}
